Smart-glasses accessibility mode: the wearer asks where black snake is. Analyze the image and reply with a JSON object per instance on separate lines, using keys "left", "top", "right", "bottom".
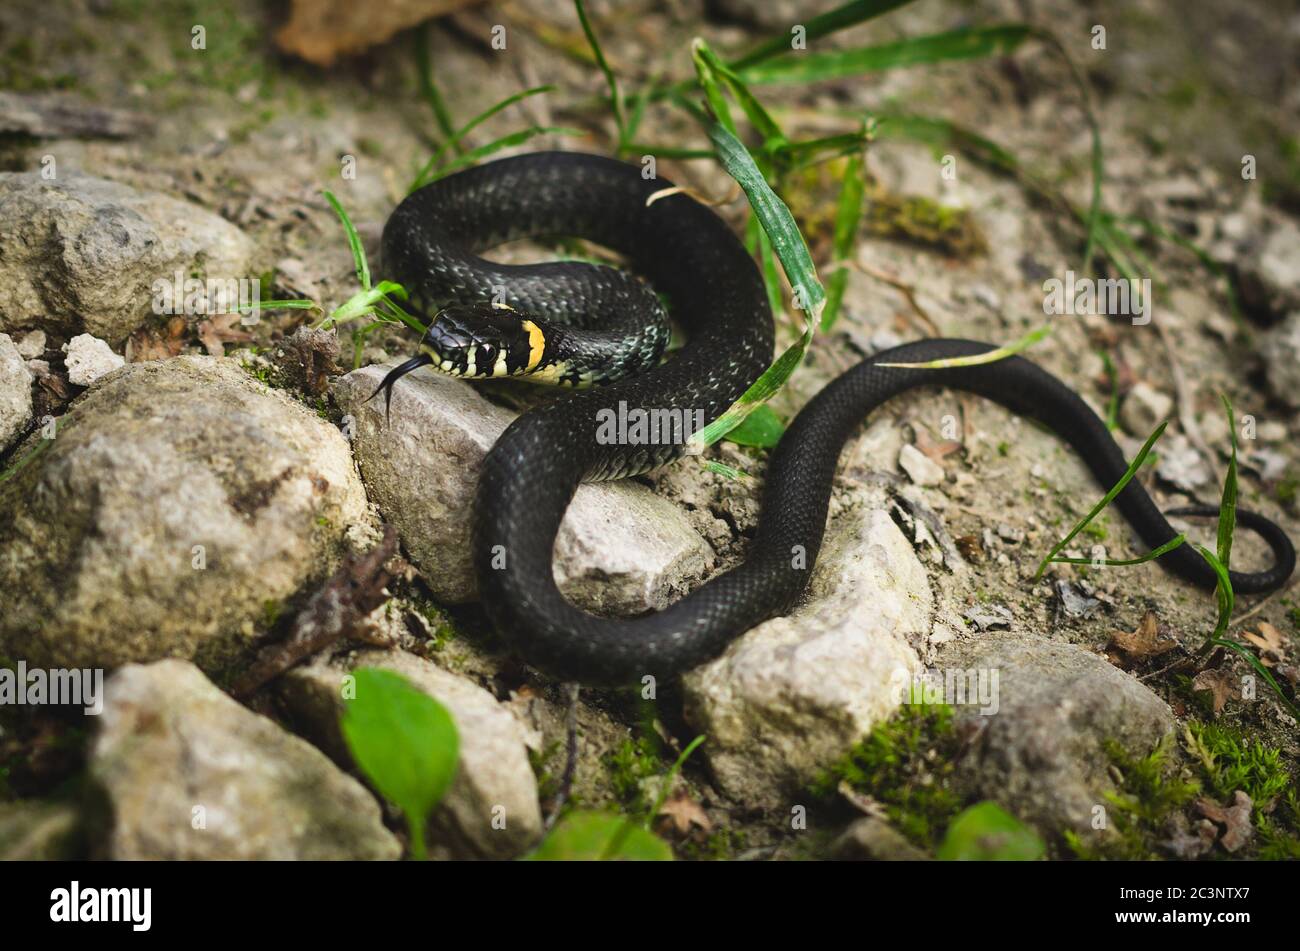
{"left": 376, "top": 151, "right": 1295, "bottom": 685}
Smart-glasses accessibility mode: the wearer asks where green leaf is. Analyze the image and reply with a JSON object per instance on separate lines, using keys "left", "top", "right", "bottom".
{"left": 575, "top": 0, "right": 625, "bottom": 148}
{"left": 877, "top": 325, "right": 1050, "bottom": 369}
{"left": 820, "top": 150, "right": 866, "bottom": 331}
{"left": 1217, "top": 394, "right": 1238, "bottom": 571}
{"left": 1035, "top": 419, "right": 1168, "bottom": 580}
{"left": 410, "top": 85, "right": 556, "bottom": 191}
{"left": 729, "top": 0, "right": 919, "bottom": 72}
{"left": 686, "top": 122, "right": 825, "bottom": 449}
{"left": 937, "top": 802, "right": 1044, "bottom": 860}
{"left": 323, "top": 190, "right": 370, "bottom": 291}
{"left": 723, "top": 404, "right": 785, "bottom": 448}
{"left": 341, "top": 667, "right": 459, "bottom": 860}
{"left": 527, "top": 811, "right": 673, "bottom": 861}
{"left": 740, "top": 25, "right": 1033, "bottom": 85}
{"left": 428, "top": 125, "right": 586, "bottom": 183}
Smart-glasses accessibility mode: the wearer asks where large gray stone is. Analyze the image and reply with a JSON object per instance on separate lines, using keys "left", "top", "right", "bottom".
{"left": 938, "top": 634, "right": 1176, "bottom": 843}
{"left": 683, "top": 507, "right": 933, "bottom": 808}
{"left": 0, "top": 331, "right": 32, "bottom": 452}
{"left": 91, "top": 660, "right": 400, "bottom": 860}
{"left": 277, "top": 649, "right": 543, "bottom": 859}
{"left": 0, "top": 356, "right": 369, "bottom": 671}
{"left": 334, "top": 363, "right": 714, "bottom": 611}
{"left": 0, "top": 172, "right": 254, "bottom": 344}
{"left": 1261, "top": 310, "right": 1300, "bottom": 408}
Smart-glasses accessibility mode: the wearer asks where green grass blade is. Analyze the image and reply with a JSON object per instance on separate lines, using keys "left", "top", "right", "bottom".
{"left": 414, "top": 23, "right": 459, "bottom": 151}
{"left": 1216, "top": 394, "right": 1238, "bottom": 571}
{"left": 820, "top": 151, "right": 866, "bottom": 331}
{"left": 1049, "top": 533, "right": 1186, "bottom": 567}
{"left": 429, "top": 126, "right": 585, "bottom": 182}
{"left": 323, "top": 190, "right": 370, "bottom": 291}
{"left": 872, "top": 111, "right": 1021, "bottom": 174}
{"left": 574, "top": 0, "right": 625, "bottom": 148}
{"left": 729, "top": 0, "right": 919, "bottom": 71}
{"left": 687, "top": 122, "right": 825, "bottom": 449}
{"left": 410, "top": 85, "right": 556, "bottom": 191}
{"left": 876, "top": 325, "right": 1050, "bottom": 369}
{"left": 1034, "top": 420, "right": 1169, "bottom": 580}
{"left": 740, "top": 25, "right": 1032, "bottom": 85}
{"left": 693, "top": 41, "right": 785, "bottom": 146}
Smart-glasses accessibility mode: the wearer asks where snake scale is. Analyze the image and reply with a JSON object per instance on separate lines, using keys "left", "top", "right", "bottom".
{"left": 377, "top": 151, "right": 1295, "bottom": 685}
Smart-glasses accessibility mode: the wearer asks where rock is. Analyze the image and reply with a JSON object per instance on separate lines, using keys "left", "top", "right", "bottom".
{"left": 0, "top": 332, "right": 32, "bottom": 451}
{"left": 898, "top": 443, "right": 945, "bottom": 487}
{"left": 939, "top": 634, "right": 1175, "bottom": 842}
{"left": 965, "top": 604, "right": 1013, "bottom": 630}
{"left": 91, "top": 660, "right": 400, "bottom": 860}
{"left": 276, "top": 649, "right": 542, "bottom": 859}
{"left": 1155, "top": 431, "right": 1212, "bottom": 491}
{"left": 1236, "top": 218, "right": 1300, "bottom": 322}
{"left": 275, "top": 0, "right": 480, "bottom": 66}
{"left": 15, "top": 329, "right": 45, "bottom": 359}
{"left": 1119, "top": 381, "right": 1173, "bottom": 437}
{"left": 0, "top": 800, "right": 81, "bottom": 860}
{"left": 62, "top": 333, "right": 124, "bottom": 386}
{"left": 0, "top": 356, "right": 368, "bottom": 671}
{"left": 830, "top": 816, "right": 929, "bottom": 860}
{"left": 1261, "top": 310, "right": 1300, "bottom": 408}
{"left": 334, "top": 363, "right": 713, "bottom": 610}
{"left": 0, "top": 172, "right": 253, "bottom": 344}
{"left": 683, "top": 508, "right": 932, "bottom": 808}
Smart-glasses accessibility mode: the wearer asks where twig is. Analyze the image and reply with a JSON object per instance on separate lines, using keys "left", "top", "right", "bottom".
{"left": 1231, "top": 575, "right": 1299, "bottom": 626}
{"left": 848, "top": 258, "right": 941, "bottom": 337}
{"left": 230, "top": 526, "right": 399, "bottom": 698}
{"left": 544, "top": 682, "right": 582, "bottom": 831}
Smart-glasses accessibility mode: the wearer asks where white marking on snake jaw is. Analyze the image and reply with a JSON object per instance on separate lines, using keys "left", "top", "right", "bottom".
{"left": 464, "top": 345, "right": 477, "bottom": 377}
{"left": 494, "top": 348, "right": 509, "bottom": 376}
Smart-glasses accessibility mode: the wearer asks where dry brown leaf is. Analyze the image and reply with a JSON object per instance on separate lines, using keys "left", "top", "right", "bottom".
{"left": 913, "top": 425, "right": 962, "bottom": 461}
{"left": 126, "top": 315, "right": 186, "bottom": 362}
{"left": 1110, "top": 611, "right": 1179, "bottom": 661}
{"left": 654, "top": 791, "right": 712, "bottom": 837}
{"left": 1196, "top": 791, "right": 1254, "bottom": 853}
{"left": 1191, "top": 665, "right": 1239, "bottom": 715}
{"left": 1242, "top": 622, "right": 1288, "bottom": 667}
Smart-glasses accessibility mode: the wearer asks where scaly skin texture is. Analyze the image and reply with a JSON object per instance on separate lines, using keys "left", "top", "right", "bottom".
{"left": 382, "top": 153, "right": 1295, "bottom": 685}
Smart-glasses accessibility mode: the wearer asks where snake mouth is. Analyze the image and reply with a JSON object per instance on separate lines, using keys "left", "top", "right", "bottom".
{"left": 366, "top": 353, "right": 433, "bottom": 421}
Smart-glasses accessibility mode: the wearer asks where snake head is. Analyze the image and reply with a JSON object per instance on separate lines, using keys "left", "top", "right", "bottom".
{"left": 417, "top": 303, "right": 547, "bottom": 380}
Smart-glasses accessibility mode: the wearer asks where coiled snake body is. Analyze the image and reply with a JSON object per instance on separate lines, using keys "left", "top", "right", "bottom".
{"left": 378, "top": 151, "right": 1295, "bottom": 685}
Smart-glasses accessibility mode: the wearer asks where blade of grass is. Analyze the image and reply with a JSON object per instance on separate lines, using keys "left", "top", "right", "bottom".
{"left": 414, "top": 23, "right": 460, "bottom": 152}
{"left": 821, "top": 150, "right": 866, "bottom": 331}
{"left": 730, "top": 0, "right": 919, "bottom": 72}
{"left": 428, "top": 125, "right": 586, "bottom": 182}
{"left": 1049, "top": 533, "right": 1186, "bottom": 567}
{"left": 324, "top": 190, "right": 370, "bottom": 291}
{"left": 876, "top": 325, "right": 1051, "bottom": 368}
{"left": 739, "top": 25, "right": 1032, "bottom": 84}
{"left": 1034, "top": 420, "right": 1168, "bottom": 580}
{"left": 409, "top": 85, "right": 557, "bottom": 191}
{"left": 574, "top": 0, "right": 626, "bottom": 150}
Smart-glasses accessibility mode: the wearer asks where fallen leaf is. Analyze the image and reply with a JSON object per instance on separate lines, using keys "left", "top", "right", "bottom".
{"left": 913, "top": 425, "right": 962, "bottom": 461}
{"left": 197, "top": 313, "right": 253, "bottom": 357}
{"left": 838, "top": 780, "right": 889, "bottom": 819}
{"left": 1196, "top": 791, "right": 1254, "bottom": 853}
{"left": 654, "top": 791, "right": 712, "bottom": 837}
{"left": 275, "top": 0, "right": 482, "bottom": 66}
{"left": 1242, "top": 622, "right": 1288, "bottom": 668}
{"left": 1191, "top": 665, "right": 1239, "bottom": 715}
{"left": 1110, "top": 611, "right": 1179, "bottom": 661}
{"left": 126, "top": 315, "right": 186, "bottom": 362}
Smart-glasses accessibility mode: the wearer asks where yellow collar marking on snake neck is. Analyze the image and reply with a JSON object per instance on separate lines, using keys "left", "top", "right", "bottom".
{"left": 522, "top": 319, "right": 546, "bottom": 372}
